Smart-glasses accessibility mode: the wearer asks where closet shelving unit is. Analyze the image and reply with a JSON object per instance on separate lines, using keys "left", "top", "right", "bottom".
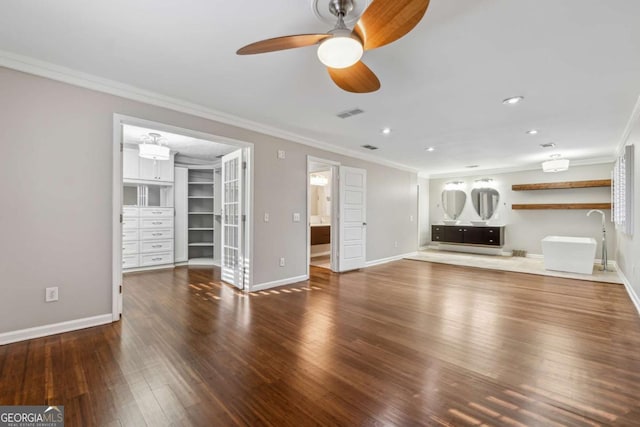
{"left": 188, "top": 168, "right": 215, "bottom": 265}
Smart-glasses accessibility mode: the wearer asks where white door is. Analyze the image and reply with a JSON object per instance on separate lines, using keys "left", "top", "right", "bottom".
{"left": 221, "top": 149, "right": 244, "bottom": 289}
{"left": 339, "top": 166, "right": 367, "bottom": 271}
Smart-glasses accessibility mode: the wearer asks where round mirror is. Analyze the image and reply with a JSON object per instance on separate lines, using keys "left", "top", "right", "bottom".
{"left": 471, "top": 188, "right": 500, "bottom": 220}
{"left": 441, "top": 190, "right": 466, "bottom": 220}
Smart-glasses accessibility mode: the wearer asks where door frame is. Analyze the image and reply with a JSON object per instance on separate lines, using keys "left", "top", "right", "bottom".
{"left": 112, "top": 114, "right": 254, "bottom": 321}
{"left": 306, "top": 156, "right": 340, "bottom": 277}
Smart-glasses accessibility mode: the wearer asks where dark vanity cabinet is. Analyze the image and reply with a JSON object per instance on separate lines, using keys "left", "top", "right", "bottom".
{"left": 432, "top": 225, "right": 505, "bottom": 247}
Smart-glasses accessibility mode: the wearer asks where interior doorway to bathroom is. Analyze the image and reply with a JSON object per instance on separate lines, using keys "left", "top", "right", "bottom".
{"left": 307, "top": 157, "right": 339, "bottom": 272}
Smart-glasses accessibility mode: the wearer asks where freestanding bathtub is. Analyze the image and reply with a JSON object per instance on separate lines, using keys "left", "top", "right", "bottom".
{"left": 541, "top": 236, "right": 597, "bottom": 275}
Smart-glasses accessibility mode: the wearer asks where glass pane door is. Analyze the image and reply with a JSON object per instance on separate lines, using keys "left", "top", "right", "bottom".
{"left": 221, "top": 149, "right": 243, "bottom": 289}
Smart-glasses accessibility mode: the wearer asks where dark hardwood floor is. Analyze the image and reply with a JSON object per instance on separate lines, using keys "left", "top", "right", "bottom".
{"left": 2, "top": 260, "right": 640, "bottom": 426}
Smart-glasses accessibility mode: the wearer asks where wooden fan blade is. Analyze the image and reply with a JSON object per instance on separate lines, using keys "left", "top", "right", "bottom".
{"left": 327, "top": 61, "right": 381, "bottom": 93}
{"left": 354, "top": 0, "right": 430, "bottom": 50}
{"left": 237, "top": 34, "right": 330, "bottom": 55}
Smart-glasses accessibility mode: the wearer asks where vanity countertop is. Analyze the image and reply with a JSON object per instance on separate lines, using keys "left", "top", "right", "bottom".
{"left": 434, "top": 223, "right": 505, "bottom": 227}
{"left": 310, "top": 223, "right": 331, "bottom": 228}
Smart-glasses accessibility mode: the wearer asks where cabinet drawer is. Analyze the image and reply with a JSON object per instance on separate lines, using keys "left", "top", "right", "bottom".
{"left": 140, "top": 251, "right": 173, "bottom": 267}
{"left": 140, "top": 218, "right": 174, "bottom": 229}
{"left": 122, "top": 255, "right": 139, "bottom": 269}
{"left": 122, "top": 218, "right": 138, "bottom": 229}
{"left": 141, "top": 240, "right": 174, "bottom": 254}
{"left": 122, "top": 229, "right": 139, "bottom": 242}
{"left": 139, "top": 207, "right": 173, "bottom": 218}
{"left": 122, "top": 241, "right": 139, "bottom": 255}
{"left": 141, "top": 229, "right": 173, "bottom": 240}
{"left": 123, "top": 207, "right": 139, "bottom": 218}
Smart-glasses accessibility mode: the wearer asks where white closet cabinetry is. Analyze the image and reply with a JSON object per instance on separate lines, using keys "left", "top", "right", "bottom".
{"left": 123, "top": 147, "right": 174, "bottom": 182}
{"left": 174, "top": 167, "right": 189, "bottom": 263}
{"left": 122, "top": 206, "right": 174, "bottom": 270}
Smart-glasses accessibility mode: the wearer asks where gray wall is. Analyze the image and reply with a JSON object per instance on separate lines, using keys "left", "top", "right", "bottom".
{"left": 615, "top": 133, "right": 639, "bottom": 297}
{"left": 418, "top": 177, "right": 430, "bottom": 247}
{"left": 429, "top": 164, "right": 615, "bottom": 257}
{"left": 0, "top": 67, "right": 418, "bottom": 334}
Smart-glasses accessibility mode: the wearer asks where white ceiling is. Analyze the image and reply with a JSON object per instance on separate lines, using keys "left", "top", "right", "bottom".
{"left": 123, "top": 124, "right": 235, "bottom": 162}
{"left": 1, "top": 0, "right": 639, "bottom": 175}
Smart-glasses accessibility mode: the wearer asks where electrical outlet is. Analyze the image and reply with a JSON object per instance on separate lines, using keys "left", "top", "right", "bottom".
{"left": 410, "top": 215, "right": 414, "bottom": 222}
{"left": 293, "top": 213, "right": 301, "bottom": 222}
{"left": 45, "top": 287, "right": 59, "bottom": 302}
{"left": 394, "top": 241, "right": 398, "bottom": 248}
{"left": 279, "top": 257, "right": 285, "bottom": 267}
{"left": 264, "top": 212, "right": 269, "bottom": 222}
{"left": 277, "top": 150, "right": 286, "bottom": 159}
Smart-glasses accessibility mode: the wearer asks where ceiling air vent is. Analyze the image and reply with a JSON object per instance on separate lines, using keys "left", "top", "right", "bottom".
{"left": 216, "top": 154, "right": 224, "bottom": 159}
{"left": 540, "top": 142, "right": 556, "bottom": 148}
{"left": 361, "top": 144, "right": 379, "bottom": 150}
{"left": 337, "top": 108, "right": 365, "bottom": 119}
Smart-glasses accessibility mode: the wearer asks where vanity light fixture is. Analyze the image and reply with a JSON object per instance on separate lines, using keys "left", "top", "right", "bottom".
{"left": 473, "top": 178, "right": 494, "bottom": 188}
{"left": 502, "top": 96, "right": 524, "bottom": 105}
{"left": 310, "top": 174, "right": 329, "bottom": 186}
{"left": 381, "top": 127, "right": 392, "bottom": 135}
{"left": 139, "top": 132, "right": 170, "bottom": 161}
{"left": 542, "top": 154, "right": 570, "bottom": 173}
{"left": 526, "top": 129, "right": 538, "bottom": 135}
{"left": 444, "top": 181, "right": 465, "bottom": 190}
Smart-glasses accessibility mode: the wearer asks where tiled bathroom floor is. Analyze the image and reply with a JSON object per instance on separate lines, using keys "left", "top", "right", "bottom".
{"left": 407, "top": 249, "right": 622, "bottom": 284}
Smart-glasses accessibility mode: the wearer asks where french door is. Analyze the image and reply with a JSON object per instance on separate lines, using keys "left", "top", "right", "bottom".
{"left": 221, "top": 149, "right": 245, "bottom": 289}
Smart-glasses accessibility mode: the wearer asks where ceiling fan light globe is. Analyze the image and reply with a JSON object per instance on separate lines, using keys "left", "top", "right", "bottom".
{"left": 317, "top": 36, "right": 363, "bottom": 69}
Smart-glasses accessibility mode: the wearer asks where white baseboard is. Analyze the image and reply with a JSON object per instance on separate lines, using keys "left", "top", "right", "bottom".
{"left": 0, "top": 314, "right": 113, "bottom": 346}
{"left": 365, "top": 252, "right": 418, "bottom": 268}
{"left": 618, "top": 268, "right": 640, "bottom": 316}
{"left": 251, "top": 275, "right": 309, "bottom": 292}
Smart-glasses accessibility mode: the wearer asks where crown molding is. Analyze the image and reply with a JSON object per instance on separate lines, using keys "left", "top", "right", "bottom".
{"left": 425, "top": 156, "right": 614, "bottom": 180}
{"left": 0, "top": 49, "right": 417, "bottom": 174}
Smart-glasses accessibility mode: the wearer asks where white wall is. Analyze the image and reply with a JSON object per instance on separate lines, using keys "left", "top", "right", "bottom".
{"left": 0, "top": 67, "right": 418, "bottom": 335}
{"left": 615, "top": 122, "right": 640, "bottom": 307}
{"left": 429, "top": 164, "right": 615, "bottom": 257}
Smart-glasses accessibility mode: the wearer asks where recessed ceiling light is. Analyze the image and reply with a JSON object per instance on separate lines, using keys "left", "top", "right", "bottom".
{"left": 465, "top": 165, "right": 479, "bottom": 168}
{"left": 502, "top": 96, "right": 524, "bottom": 105}
{"left": 425, "top": 147, "right": 435, "bottom": 152}
{"left": 526, "top": 129, "right": 538, "bottom": 135}
{"left": 381, "top": 127, "right": 392, "bottom": 135}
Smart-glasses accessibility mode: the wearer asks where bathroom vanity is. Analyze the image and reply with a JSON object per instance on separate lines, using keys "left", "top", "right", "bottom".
{"left": 432, "top": 225, "right": 505, "bottom": 247}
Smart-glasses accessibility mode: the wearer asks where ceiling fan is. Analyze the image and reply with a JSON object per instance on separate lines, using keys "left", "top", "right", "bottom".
{"left": 236, "top": 0, "right": 431, "bottom": 93}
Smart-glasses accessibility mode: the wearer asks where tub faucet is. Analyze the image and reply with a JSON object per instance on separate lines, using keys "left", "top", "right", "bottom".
{"left": 587, "top": 209, "right": 608, "bottom": 271}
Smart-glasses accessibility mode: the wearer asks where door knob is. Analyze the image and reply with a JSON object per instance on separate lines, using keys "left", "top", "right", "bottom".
{"left": 363, "top": 222, "right": 367, "bottom": 226}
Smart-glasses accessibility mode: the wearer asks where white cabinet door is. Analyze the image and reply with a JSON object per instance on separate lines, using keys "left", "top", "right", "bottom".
{"left": 138, "top": 156, "right": 173, "bottom": 182}
{"left": 123, "top": 148, "right": 139, "bottom": 180}
{"left": 138, "top": 157, "right": 157, "bottom": 181}
{"left": 174, "top": 167, "right": 188, "bottom": 262}
{"left": 157, "top": 159, "right": 174, "bottom": 182}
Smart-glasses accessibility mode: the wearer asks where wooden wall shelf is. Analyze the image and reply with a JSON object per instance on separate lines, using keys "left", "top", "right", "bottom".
{"left": 512, "top": 203, "right": 611, "bottom": 210}
{"left": 512, "top": 179, "right": 611, "bottom": 191}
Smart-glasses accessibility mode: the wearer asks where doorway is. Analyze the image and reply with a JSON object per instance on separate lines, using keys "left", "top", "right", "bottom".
{"left": 112, "top": 115, "right": 253, "bottom": 320}
{"left": 307, "top": 157, "right": 339, "bottom": 273}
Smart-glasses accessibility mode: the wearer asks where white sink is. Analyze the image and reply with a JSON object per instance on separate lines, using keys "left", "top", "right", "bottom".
{"left": 443, "top": 219, "right": 459, "bottom": 225}
{"left": 470, "top": 220, "right": 488, "bottom": 226}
